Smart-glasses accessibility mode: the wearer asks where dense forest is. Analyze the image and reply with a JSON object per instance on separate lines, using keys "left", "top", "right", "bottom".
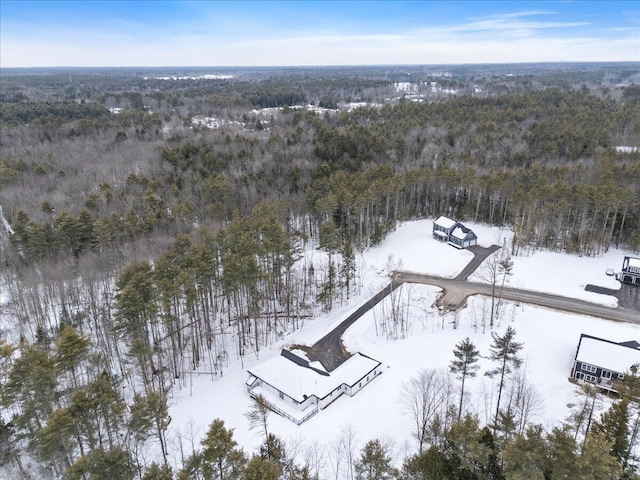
{"left": 1, "top": 63, "right": 639, "bottom": 479}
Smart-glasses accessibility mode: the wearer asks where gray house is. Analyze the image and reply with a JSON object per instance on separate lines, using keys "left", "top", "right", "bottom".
{"left": 570, "top": 334, "right": 640, "bottom": 394}
{"left": 433, "top": 216, "right": 478, "bottom": 249}
{"left": 619, "top": 256, "right": 640, "bottom": 286}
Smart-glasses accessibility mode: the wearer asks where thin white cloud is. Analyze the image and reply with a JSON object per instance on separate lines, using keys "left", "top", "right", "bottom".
{"left": 1, "top": 8, "right": 637, "bottom": 67}
{"left": 441, "top": 12, "right": 592, "bottom": 35}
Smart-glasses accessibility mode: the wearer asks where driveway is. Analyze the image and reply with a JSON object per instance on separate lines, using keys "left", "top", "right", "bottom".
{"left": 585, "top": 283, "right": 640, "bottom": 311}
{"left": 304, "top": 253, "right": 640, "bottom": 372}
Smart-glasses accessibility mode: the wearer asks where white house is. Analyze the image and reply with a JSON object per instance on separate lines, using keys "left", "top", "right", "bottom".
{"left": 246, "top": 349, "right": 382, "bottom": 424}
{"left": 570, "top": 334, "right": 640, "bottom": 394}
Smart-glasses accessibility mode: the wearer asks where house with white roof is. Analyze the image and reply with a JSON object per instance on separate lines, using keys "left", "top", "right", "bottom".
{"left": 570, "top": 333, "right": 640, "bottom": 394}
{"left": 432, "top": 216, "right": 478, "bottom": 249}
{"left": 246, "top": 349, "right": 382, "bottom": 424}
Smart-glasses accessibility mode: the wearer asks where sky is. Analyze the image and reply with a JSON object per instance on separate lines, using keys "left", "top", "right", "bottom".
{"left": 1, "top": 1, "right": 639, "bottom": 67}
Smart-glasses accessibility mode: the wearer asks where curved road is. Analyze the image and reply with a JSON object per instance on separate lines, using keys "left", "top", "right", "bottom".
{"left": 307, "top": 271, "right": 639, "bottom": 372}
{"left": 395, "top": 272, "right": 640, "bottom": 324}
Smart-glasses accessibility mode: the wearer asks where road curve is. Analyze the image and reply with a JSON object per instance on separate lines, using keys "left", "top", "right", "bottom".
{"left": 394, "top": 271, "right": 640, "bottom": 325}
{"left": 306, "top": 270, "right": 639, "bottom": 372}
{"left": 307, "top": 280, "right": 402, "bottom": 371}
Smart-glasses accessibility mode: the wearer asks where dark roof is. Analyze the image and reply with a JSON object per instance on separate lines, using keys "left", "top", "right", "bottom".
{"left": 618, "top": 340, "right": 640, "bottom": 350}
{"left": 456, "top": 223, "right": 476, "bottom": 237}
{"left": 281, "top": 349, "right": 329, "bottom": 376}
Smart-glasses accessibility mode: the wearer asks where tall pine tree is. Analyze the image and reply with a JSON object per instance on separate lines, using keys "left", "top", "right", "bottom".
{"left": 450, "top": 337, "right": 481, "bottom": 420}
{"left": 486, "top": 326, "right": 523, "bottom": 435}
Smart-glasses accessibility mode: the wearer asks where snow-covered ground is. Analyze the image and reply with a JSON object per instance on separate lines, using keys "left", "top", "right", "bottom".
{"left": 464, "top": 221, "right": 623, "bottom": 307}
{"left": 166, "top": 219, "right": 640, "bottom": 468}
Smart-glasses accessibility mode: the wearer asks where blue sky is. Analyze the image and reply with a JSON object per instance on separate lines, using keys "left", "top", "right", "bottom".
{"left": 1, "top": 1, "right": 638, "bottom": 67}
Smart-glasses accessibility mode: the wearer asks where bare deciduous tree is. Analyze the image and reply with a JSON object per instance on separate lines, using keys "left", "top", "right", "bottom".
{"left": 400, "top": 368, "right": 454, "bottom": 453}
{"left": 328, "top": 425, "right": 360, "bottom": 480}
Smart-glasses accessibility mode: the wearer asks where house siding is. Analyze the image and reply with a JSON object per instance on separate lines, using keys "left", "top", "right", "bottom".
{"left": 620, "top": 256, "right": 640, "bottom": 285}
{"left": 433, "top": 218, "right": 478, "bottom": 248}
{"left": 570, "top": 334, "right": 638, "bottom": 394}
{"left": 248, "top": 377, "right": 317, "bottom": 411}
{"left": 571, "top": 361, "right": 622, "bottom": 392}
{"left": 246, "top": 353, "right": 383, "bottom": 424}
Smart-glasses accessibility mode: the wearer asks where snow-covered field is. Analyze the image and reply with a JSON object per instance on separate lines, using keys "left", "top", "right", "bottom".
{"left": 165, "top": 219, "right": 640, "bottom": 468}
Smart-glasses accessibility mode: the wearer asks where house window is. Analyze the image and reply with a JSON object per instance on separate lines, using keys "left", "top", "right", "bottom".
{"left": 581, "top": 363, "right": 597, "bottom": 374}
{"left": 601, "top": 370, "right": 612, "bottom": 379}
{"left": 366, "top": 376, "right": 369, "bottom": 381}
{"left": 359, "top": 382, "right": 362, "bottom": 388}
{"left": 618, "top": 374, "right": 625, "bottom": 380}
{"left": 583, "top": 374, "right": 597, "bottom": 383}
{"left": 279, "top": 392, "right": 284, "bottom": 400}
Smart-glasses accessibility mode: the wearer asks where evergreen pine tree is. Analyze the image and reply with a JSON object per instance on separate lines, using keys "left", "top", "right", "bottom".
{"left": 66, "top": 446, "right": 135, "bottom": 480}
{"left": 142, "top": 462, "right": 173, "bottom": 480}
{"left": 547, "top": 426, "right": 580, "bottom": 479}
{"left": 55, "top": 326, "right": 90, "bottom": 390}
{"left": 450, "top": 337, "right": 481, "bottom": 420}
{"left": 402, "top": 446, "right": 450, "bottom": 480}
{"left": 114, "top": 260, "right": 159, "bottom": 388}
{"left": 502, "top": 425, "right": 551, "bottom": 480}
{"left": 354, "top": 439, "right": 398, "bottom": 480}
{"left": 3, "top": 343, "right": 58, "bottom": 437}
{"left": 0, "top": 416, "right": 19, "bottom": 468}
{"left": 617, "top": 364, "right": 640, "bottom": 476}
{"left": 592, "top": 398, "right": 630, "bottom": 467}
{"left": 578, "top": 430, "right": 622, "bottom": 479}
{"left": 199, "top": 418, "right": 245, "bottom": 480}
{"left": 245, "top": 394, "right": 270, "bottom": 444}
{"left": 37, "top": 407, "right": 74, "bottom": 468}
{"left": 486, "top": 326, "right": 523, "bottom": 434}
{"left": 129, "top": 391, "right": 170, "bottom": 463}
{"left": 243, "top": 455, "right": 280, "bottom": 480}
{"left": 259, "top": 433, "right": 286, "bottom": 474}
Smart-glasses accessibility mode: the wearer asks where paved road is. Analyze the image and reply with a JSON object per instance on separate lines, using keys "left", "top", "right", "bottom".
{"left": 307, "top": 271, "right": 639, "bottom": 372}
{"left": 585, "top": 283, "right": 640, "bottom": 310}
{"left": 395, "top": 272, "right": 640, "bottom": 324}
{"left": 307, "top": 280, "right": 402, "bottom": 371}
{"left": 305, "top": 244, "right": 640, "bottom": 372}
{"left": 455, "top": 244, "right": 502, "bottom": 280}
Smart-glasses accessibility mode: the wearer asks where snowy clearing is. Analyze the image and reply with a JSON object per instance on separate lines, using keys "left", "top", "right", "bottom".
{"left": 166, "top": 219, "right": 640, "bottom": 468}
